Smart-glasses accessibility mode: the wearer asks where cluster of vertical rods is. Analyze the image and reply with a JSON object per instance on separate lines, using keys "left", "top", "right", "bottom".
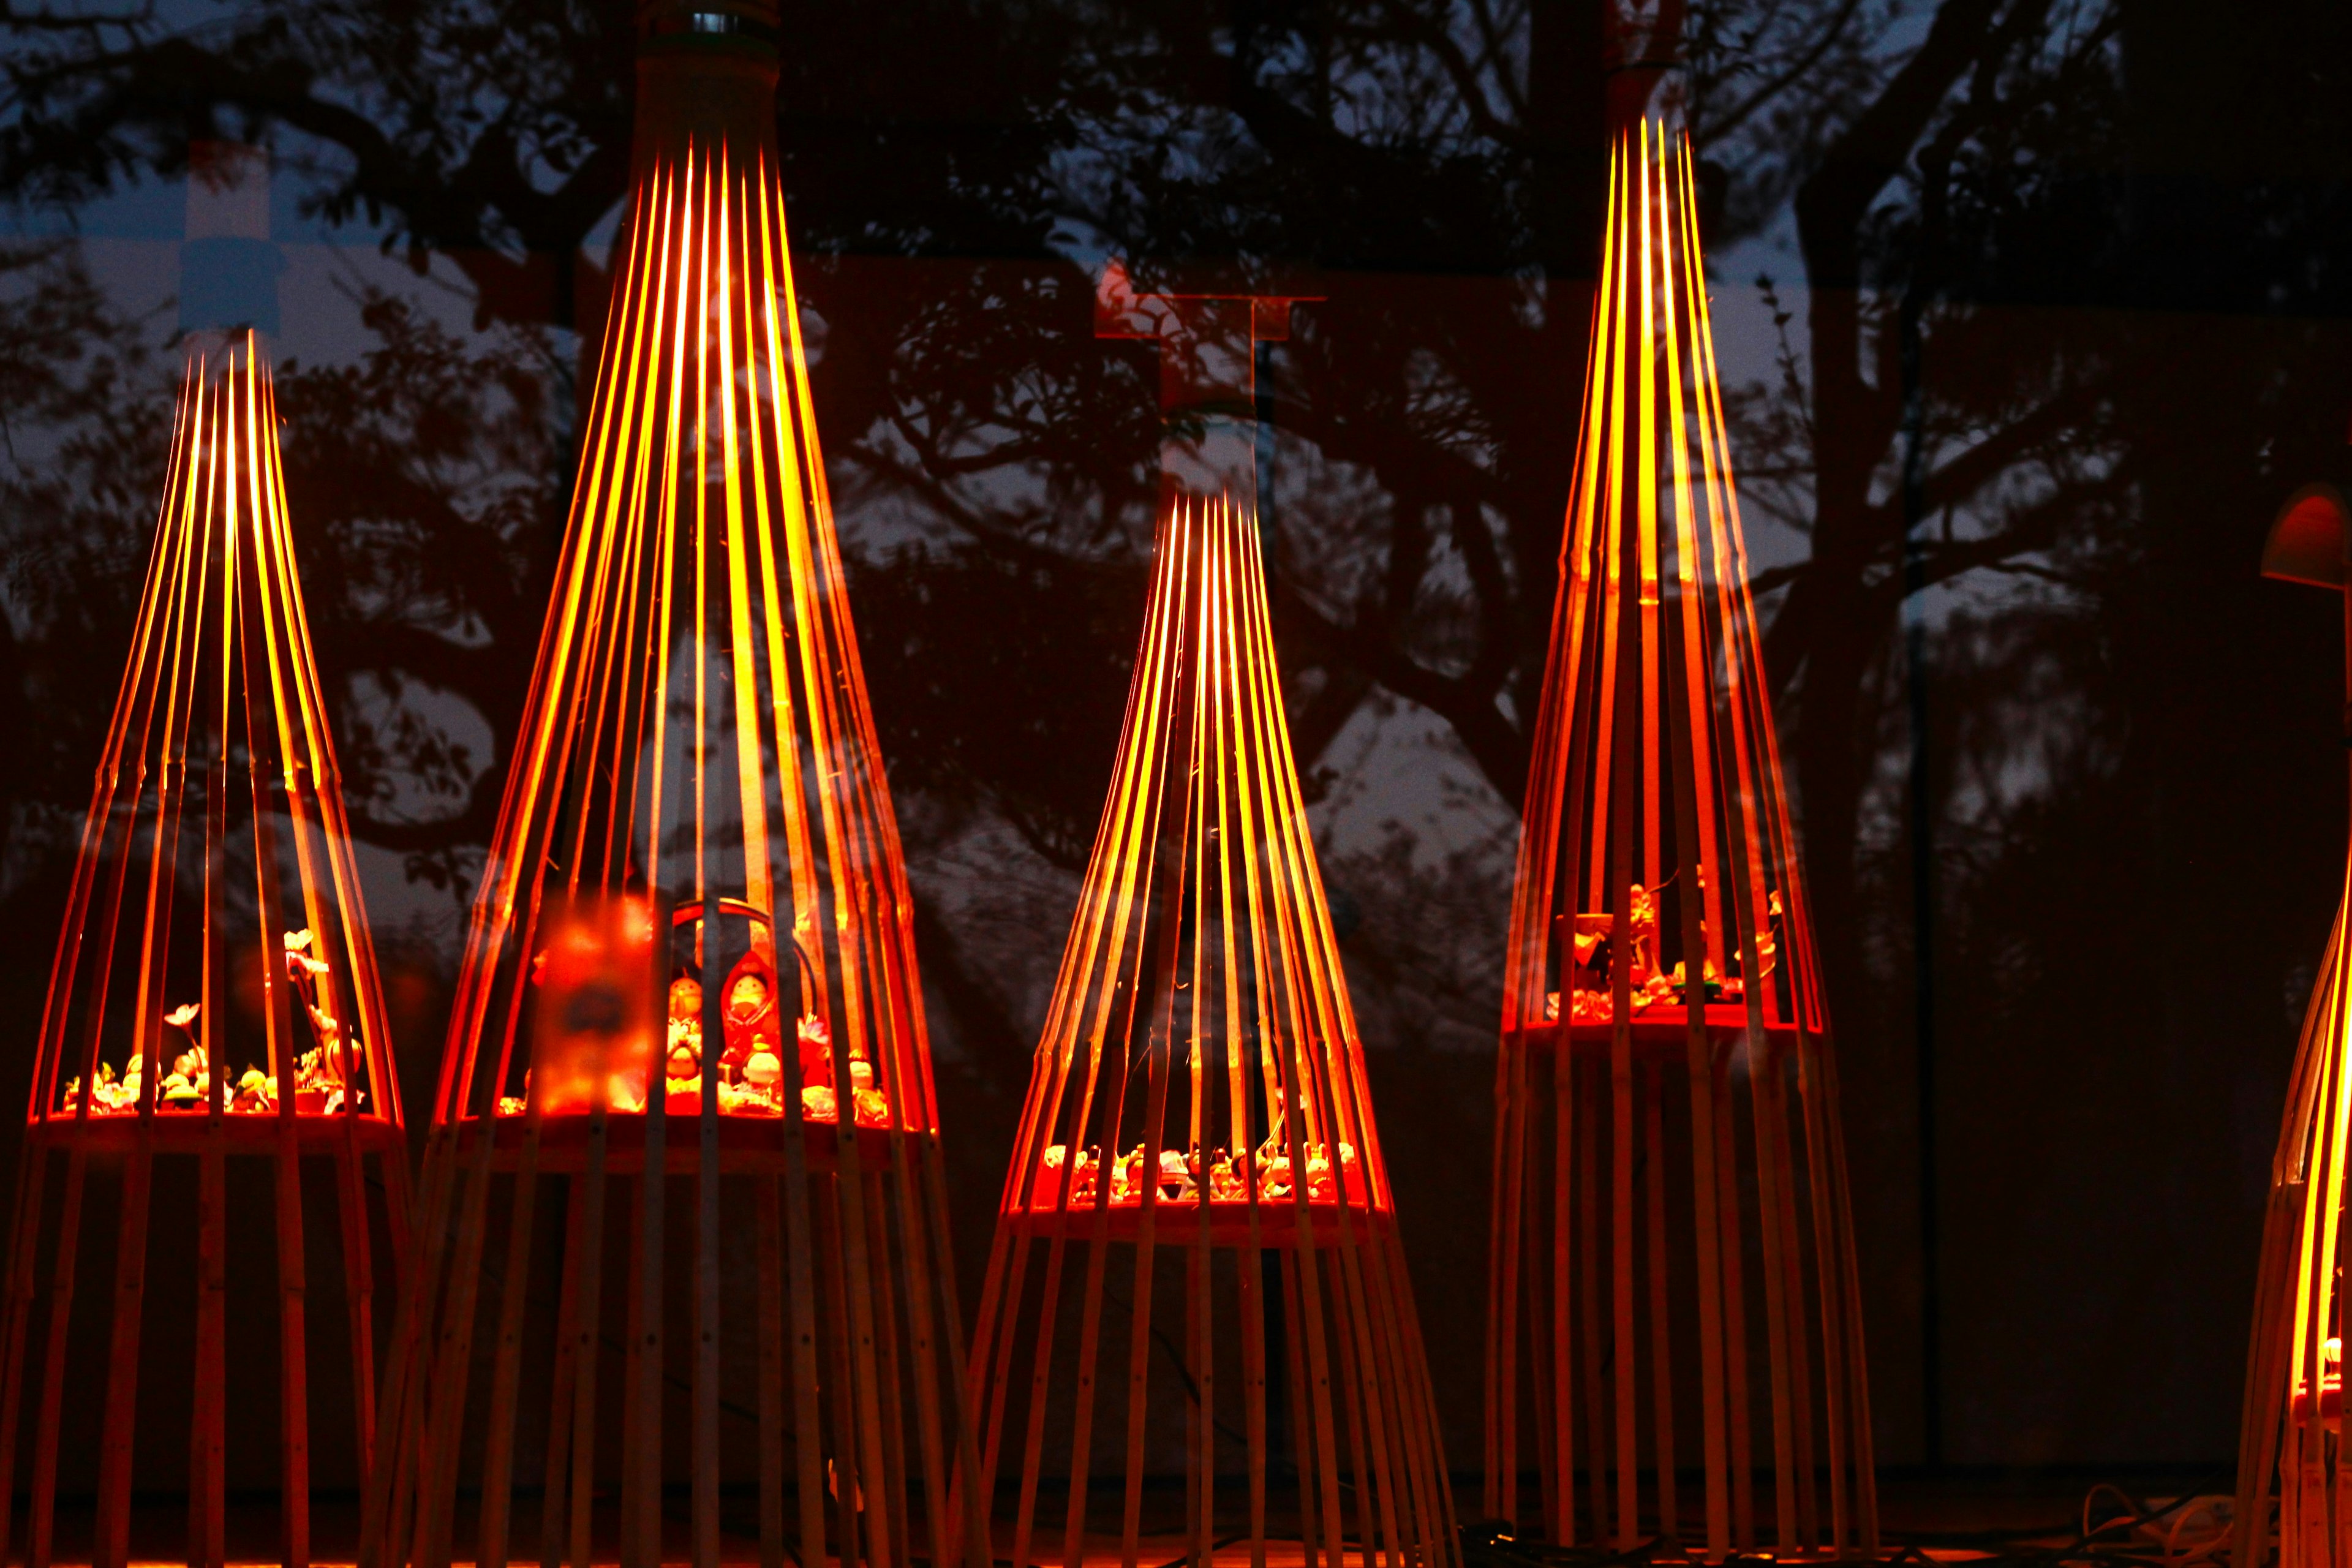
{"left": 1485, "top": 123, "right": 1877, "bottom": 1563}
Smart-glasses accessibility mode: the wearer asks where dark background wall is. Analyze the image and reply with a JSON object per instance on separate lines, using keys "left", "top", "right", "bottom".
{"left": 1, "top": 0, "right": 2350, "bottom": 1486}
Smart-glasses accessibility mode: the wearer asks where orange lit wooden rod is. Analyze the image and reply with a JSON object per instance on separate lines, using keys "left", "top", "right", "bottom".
{"left": 965, "top": 322, "right": 1457, "bottom": 1565}
{"left": 2234, "top": 482, "right": 2352, "bottom": 1568}
{"left": 358, "top": 7, "right": 985, "bottom": 1568}
{"left": 1485, "top": 122, "right": 1876, "bottom": 1562}
{"left": 0, "top": 318, "right": 409, "bottom": 1568}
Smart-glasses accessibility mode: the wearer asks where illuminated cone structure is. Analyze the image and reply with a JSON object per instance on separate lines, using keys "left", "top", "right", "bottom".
{"left": 969, "top": 495, "right": 1456, "bottom": 1568}
{"left": 2236, "top": 485, "right": 2352, "bottom": 1568}
{"left": 0, "top": 334, "right": 407, "bottom": 1568}
{"left": 1484, "top": 125, "right": 1876, "bottom": 1560}
{"left": 2241, "top": 825, "right": 2352, "bottom": 1568}
{"left": 361, "top": 7, "right": 985, "bottom": 1568}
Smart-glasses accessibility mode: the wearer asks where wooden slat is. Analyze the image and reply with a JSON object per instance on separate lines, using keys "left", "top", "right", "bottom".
{"left": 865, "top": 1177, "right": 916, "bottom": 1568}
{"left": 336, "top": 1137, "right": 380, "bottom": 1493}
{"left": 1817, "top": 1039, "right": 1882, "bottom": 1553}
{"left": 1117, "top": 1031, "right": 1174, "bottom": 1568}
{"left": 816, "top": 1181, "right": 869, "bottom": 1568}
{"left": 194, "top": 1136, "right": 227, "bottom": 1568}
{"left": 1575, "top": 1070, "right": 1609, "bottom": 1547}
{"left": 1745, "top": 1041, "right": 1800, "bottom": 1554}
{"left": 1643, "top": 1063, "right": 1679, "bottom": 1544}
{"left": 1713, "top": 1057, "right": 1755, "bottom": 1549}
{"left": 1187, "top": 1227, "right": 1212, "bottom": 1568}
{"left": 1486, "top": 1031, "right": 1528, "bottom": 1531}
{"left": 695, "top": 895, "right": 725, "bottom": 1568}
{"left": 567, "top": 1108, "right": 612, "bottom": 1568}
{"left": 0, "top": 1141, "right": 54, "bottom": 1568}
{"left": 775, "top": 1050, "right": 831, "bottom": 1568}
{"left": 916, "top": 1131, "right": 994, "bottom": 1568}
{"left": 361, "top": 1123, "right": 454, "bottom": 1568}
{"left": 479, "top": 1127, "right": 549, "bottom": 1568}
{"left": 1792, "top": 1037, "right": 1852, "bottom": 1556}
{"left": 26, "top": 1151, "right": 90, "bottom": 1568}
{"left": 93, "top": 1136, "right": 155, "bottom": 1568}
{"left": 1550, "top": 1046, "right": 1575, "bottom": 1548}
{"left": 410, "top": 1122, "right": 502, "bottom": 1568}
{"left": 537, "top": 1171, "right": 590, "bottom": 1568}
{"left": 628, "top": 1074, "right": 669, "bottom": 1568}
{"left": 886, "top": 1139, "right": 958, "bottom": 1568}
{"left": 1278, "top": 1249, "right": 1321, "bottom": 1568}
{"left": 617, "top": 1165, "right": 649, "bottom": 1562}
{"left": 757, "top": 1177, "right": 787, "bottom": 1568}
{"left": 1606, "top": 627, "right": 1640, "bottom": 1548}
{"left": 1240, "top": 1207, "right": 1269, "bottom": 1568}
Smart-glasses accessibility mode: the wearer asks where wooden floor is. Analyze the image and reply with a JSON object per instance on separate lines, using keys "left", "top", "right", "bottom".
{"left": 27, "top": 1468, "right": 2237, "bottom": 1566}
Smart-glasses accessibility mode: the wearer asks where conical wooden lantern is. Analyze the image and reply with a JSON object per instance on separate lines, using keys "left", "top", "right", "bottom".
{"left": 359, "top": 7, "right": 984, "bottom": 1568}
{"left": 0, "top": 327, "right": 408, "bottom": 1568}
{"left": 2236, "top": 483, "right": 2352, "bottom": 1568}
{"left": 1483, "top": 123, "right": 1876, "bottom": 1561}
{"left": 967, "top": 492, "right": 1457, "bottom": 1568}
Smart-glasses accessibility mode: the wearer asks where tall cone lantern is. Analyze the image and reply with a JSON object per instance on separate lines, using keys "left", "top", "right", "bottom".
{"left": 2236, "top": 483, "right": 2352, "bottom": 1568}
{"left": 1484, "top": 123, "right": 1876, "bottom": 1561}
{"left": 0, "top": 145, "right": 406, "bottom": 1568}
{"left": 2, "top": 335, "right": 409, "bottom": 1568}
{"left": 361, "top": 6, "right": 984, "bottom": 1568}
{"left": 966, "top": 492, "right": 1457, "bottom": 1568}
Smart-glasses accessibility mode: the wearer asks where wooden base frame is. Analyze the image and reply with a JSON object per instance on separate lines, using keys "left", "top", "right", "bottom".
{"left": 364, "top": 1114, "right": 982, "bottom": 1568}
{"left": 1486, "top": 1029, "right": 1874, "bottom": 1559}
{"left": 0, "top": 1120, "right": 407, "bottom": 1568}
{"left": 972, "top": 1208, "right": 1454, "bottom": 1568}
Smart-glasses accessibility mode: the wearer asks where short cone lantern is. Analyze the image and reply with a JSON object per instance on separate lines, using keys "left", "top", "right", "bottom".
{"left": 360, "top": 6, "right": 985, "bottom": 1568}
{"left": 2236, "top": 481, "right": 2352, "bottom": 1568}
{"left": 1483, "top": 122, "right": 1877, "bottom": 1561}
{"left": 967, "top": 491, "right": 1457, "bottom": 1568}
{"left": 0, "top": 325, "right": 409, "bottom": 1568}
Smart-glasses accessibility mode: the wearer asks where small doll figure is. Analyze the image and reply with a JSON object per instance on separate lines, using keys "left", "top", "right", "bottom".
{"left": 284, "top": 930, "right": 351, "bottom": 1110}
{"left": 1157, "top": 1148, "right": 1196, "bottom": 1202}
{"left": 720, "top": 950, "right": 783, "bottom": 1077}
{"left": 1110, "top": 1145, "right": 1144, "bottom": 1205}
{"left": 1207, "top": 1151, "right": 1246, "bottom": 1202}
{"left": 848, "top": 1052, "right": 889, "bottom": 1127}
{"left": 741, "top": 1047, "right": 784, "bottom": 1109}
{"left": 798, "top": 1011, "right": 835, "bottom": 1093}
{"left": 667, "top": 974, "right": 704, "bottom": 1077}
{"left": 1625, "top": 883, "right": 1661, "bottom": 986}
